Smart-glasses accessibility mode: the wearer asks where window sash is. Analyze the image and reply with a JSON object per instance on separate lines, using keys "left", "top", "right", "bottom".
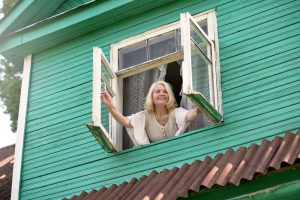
{"left": 91, "top": 47, "right": 118, "bottom": 152}
{"left": 115, "top": 51, "right": 183, "bottom": 79}
{"left": 181, "top": 12, "right": 222, "bottom": 123}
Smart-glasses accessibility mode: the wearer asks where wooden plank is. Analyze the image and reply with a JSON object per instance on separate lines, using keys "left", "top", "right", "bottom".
{"left": 29, "top": 71, "right": 92, "bottom": 100}
{"left": 219, "top": 2, "right": 300, "bottom": 47}
{"left": 27, "top": 84, "right": 92, "bottom": 114}
{"left": 222, "top": 46, "right": 300, "bottom": 83}
{"left": 223, "top": 66, "right": 300, "bottom": 103}
{"left": 222, "top": 56, "right": 300, "bottom": 92}
{"left": 21, "top": 89, "right": 300, "bottom": 177}
{"left": 218, "top": 0, "right": 298, "bottom": 35}
{"left": 11, "top": 55, "right": 32, "bottom": 200}
{"left": 220, "top": 21, "right": 300, "bottom": 61}
{"left": 26, "top": 92, "right": 92, "bottom": 121}
{"left": 25, "top": 103, "right": 92, "bottom": 131}
{"left": 224, "top": 81, "right": 300, "bottom": 114}
{"left": 25, "top": 114, "right": 91, "bottom": 142}
{"left": 19, "top": 114, "right": 300, "bottom": 198}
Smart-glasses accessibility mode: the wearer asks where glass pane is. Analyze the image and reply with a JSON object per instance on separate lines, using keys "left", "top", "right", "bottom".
{"left": 191, "top": 42, "right": 210, "bottom": 101}
{"left": 119, "top": 41, "right": 147, "bottom": 69}
{"left": 148, "top": 31, "right": 176, "bottom": 60}
{"left": 101, "top": 102, "right": 110, "bottom": 131}
{"left": 198, "top": 19, "right": 208, "bottom": 35}
{"left": 101, "top": 61, "right": 110, "bottom": 84}
{"left": 176, "top": 29, "right": 182, "bottom": 51}
{"left": 190, "top": 21, "right": 211, "bottom": 61}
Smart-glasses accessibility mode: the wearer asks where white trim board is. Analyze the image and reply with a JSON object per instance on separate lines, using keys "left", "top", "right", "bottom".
{"left": 11, "top": 55, "right": 32, "bottom": 200}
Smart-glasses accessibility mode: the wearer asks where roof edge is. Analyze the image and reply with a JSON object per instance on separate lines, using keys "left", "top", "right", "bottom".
{"left": 0, "top": 0, "right": 176, "bottom": 58}
{"left": 0, "top": 0, "right": 35, "bottom": 35}
{"left": 0, "top": 0, "right": 136, "bottom": 54}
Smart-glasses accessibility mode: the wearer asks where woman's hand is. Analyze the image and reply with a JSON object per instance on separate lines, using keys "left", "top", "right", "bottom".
{"left": 100, "top": 90, "right": 133, "bottom": 128}
{"left": 101, "top": 91, "right": 113, "bottom": 107}
{"left": 186, "top": 106, "right": 203, "bottom": 123}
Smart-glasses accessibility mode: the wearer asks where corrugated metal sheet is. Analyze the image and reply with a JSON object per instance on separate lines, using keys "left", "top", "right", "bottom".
{"left": 66, "top": 130, "right": 300, "bottom": 200}
{"left": 0, "top": 145, "right": 15, "bottom": 200}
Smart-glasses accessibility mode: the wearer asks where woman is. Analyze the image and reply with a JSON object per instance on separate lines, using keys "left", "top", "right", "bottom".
{"left": 101, "top": 81, "right": 201, "bottom": 146}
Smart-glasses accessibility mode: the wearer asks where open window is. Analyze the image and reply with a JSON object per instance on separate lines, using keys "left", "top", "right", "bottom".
{"left": 87, "top": 47, "right": 119, "bottom": 152}
{"left": 181, "top": 12, "right": 222, "bottom": 123}
{"left": 88, "top": 10, "right": 222, "bottom": 152}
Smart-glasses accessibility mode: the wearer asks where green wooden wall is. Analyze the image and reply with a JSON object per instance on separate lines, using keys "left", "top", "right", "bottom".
{"left": 19, "top": 0, "right": 300, "bottom": 199}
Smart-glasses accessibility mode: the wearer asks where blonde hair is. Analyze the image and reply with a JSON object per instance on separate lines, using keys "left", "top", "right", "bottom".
{"left": 144, "top": 81, "right": 177, "bottom": 112}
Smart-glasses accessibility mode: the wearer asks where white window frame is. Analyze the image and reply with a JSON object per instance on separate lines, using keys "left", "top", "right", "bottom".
{"left": 181, "top": 12, "right": 222, "bottom": 123}
{"left": 90, "top": 10, "right": 222, "bottom": 152}
{"left": 88, "top": 47, "right": 120, "bottom": 152}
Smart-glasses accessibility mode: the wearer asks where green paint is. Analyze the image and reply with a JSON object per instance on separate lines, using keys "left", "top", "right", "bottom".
{"left": 0, "top": 0, "right": 34, "bottom": 35}
{"left": 8, "top": 0, "right": 300, "bottom": 199}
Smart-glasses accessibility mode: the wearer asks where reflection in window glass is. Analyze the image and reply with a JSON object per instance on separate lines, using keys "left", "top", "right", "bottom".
{"left": 198, "top": 19, "right": 208, "bottom": 34}
{"left": 119, "top": 41, "right": 147, "bottom": 69}
{"left": 190, "top": 21, "right": 211, "bottom": 60}
{"left": 191, "top": 42, "right": 210, "bottom": 101}
{"left": 101, "top": 62, "right": 110, "bottom": 82}
{"left": 101, "top": 102, "right": 109, "bottom": 131}
{"left": 149, "top": 31, "right": 176, "bottom": 60}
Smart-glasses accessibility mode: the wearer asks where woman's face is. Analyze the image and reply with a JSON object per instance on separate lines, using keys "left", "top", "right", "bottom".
{"left": 152, "top": 84, "right": 169, "bottom": 106}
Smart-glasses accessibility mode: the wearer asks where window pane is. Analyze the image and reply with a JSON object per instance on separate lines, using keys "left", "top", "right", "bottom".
{"left": 100, "top": 61, "right": 112, "bottom": 132}
{"left": 190, "top": 21, "right": 211, "bottom": 61}
{"left": 119, "top": 41, "right": 147, "bottom": 69}
{"left": 148, "top": 31, "right": 176, "bottom": 60}
{"left": 176, "top": 29, "right": 182, "bottom": 51}
{"left": 198, "top": 19, "right": 208, "bottom": 34}
{"left": 101, "top": 62, "right": 111, "bottom": 84}
{"left": 191, "top": 42, "right": 210, "bottom": 101}
{"left": 101, "top": 103, "right": 110, "bottom": 131}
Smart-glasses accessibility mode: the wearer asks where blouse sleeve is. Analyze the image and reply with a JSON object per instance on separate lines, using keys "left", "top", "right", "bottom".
{"left": 125, "top": 110, "right": 150, "bottom": 146}
{"left": 174, "top": 107, "right": 191, "bottom": 136}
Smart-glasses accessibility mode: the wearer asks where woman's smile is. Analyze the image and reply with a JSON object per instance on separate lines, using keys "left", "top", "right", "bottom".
{"left": 152, "top": 84, "right": 169, "bottom": 105}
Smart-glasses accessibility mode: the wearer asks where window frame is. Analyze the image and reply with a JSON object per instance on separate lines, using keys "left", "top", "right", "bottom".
{"left": 181, "top": 12, "right": 222, "bottom": 123}
{"left": 90, "top": 10, "right": 222, "bottom": 152}
{"left": 88, "top": 47, "right": 120, "bottom": 152}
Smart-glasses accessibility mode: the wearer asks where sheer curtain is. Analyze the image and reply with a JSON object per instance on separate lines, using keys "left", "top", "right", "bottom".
{"left": 122, "top": 67, "right": 165, "bottom": 148}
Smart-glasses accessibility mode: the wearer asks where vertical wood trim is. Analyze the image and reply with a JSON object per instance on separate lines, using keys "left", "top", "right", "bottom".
{"left": 93, "top": 47, "right": 101, "bottom": 127}
{"left": 181, "top": 12, "right": 192, "bottom": 94}
{"left": 211, "top": 10, "right": 223, "bottom": 115}
{"left": 111, "top": 45, "right": 123, "bottom": 150}
{"left": 11, "top": 55, "right": 32, "bottom": 200}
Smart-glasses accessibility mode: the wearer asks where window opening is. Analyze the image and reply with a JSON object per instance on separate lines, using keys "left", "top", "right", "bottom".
{"left": 90, "top": 10, "right": 222, "bottom": 152}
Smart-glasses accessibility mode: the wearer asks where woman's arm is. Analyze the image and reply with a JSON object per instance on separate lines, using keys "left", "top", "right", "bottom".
{"left": 186, "top": 107, "right": 202, "bottom": 123}
{"left": 101, "top": 91, "right": 133, "bottom": 128}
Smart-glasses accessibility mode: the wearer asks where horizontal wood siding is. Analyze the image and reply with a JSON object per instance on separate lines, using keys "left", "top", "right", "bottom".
{"left": 19, "top": 0, "right": 300, "bottom": 199}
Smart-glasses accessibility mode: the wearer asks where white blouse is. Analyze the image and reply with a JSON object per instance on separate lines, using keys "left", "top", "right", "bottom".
{"left": 126, "top": 107, "right": 190, "bottom": 146}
